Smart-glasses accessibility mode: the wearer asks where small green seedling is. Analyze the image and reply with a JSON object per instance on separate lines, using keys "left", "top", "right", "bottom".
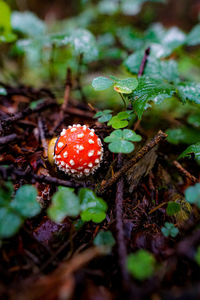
{"left": 93, "top": 109, "right": 113, "bottom": 123}
{"left": 126, "top": 249, "right": 156, "bottom": 280}
{"left": 179, "top": 142, "right": 200, "bottom": 161}
{"left": 104, "top": 129, "right": 141, "bottom": 153}
{"left": 0, "top": 183, "right": 41, "bottom": 239}
{"left": 93, "top": 230, "right": 115, "bottom": 248}
{"left": 48, "top": 186, "right": 107, "bottom": 224}
{"left": 161, "top": 222, "right": 179, "bottom": 238}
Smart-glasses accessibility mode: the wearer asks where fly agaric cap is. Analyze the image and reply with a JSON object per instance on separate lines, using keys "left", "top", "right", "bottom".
{"left": 53, "top": 124, "right": 103, "bottom": 177}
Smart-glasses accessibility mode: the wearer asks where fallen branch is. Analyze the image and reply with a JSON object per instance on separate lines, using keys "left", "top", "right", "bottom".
{"left": 173, "top": 160, "right": 198, "bottom": 183}
{"left": 1, "top": 99, "right": 56, "bottom": 127}
{"left": 15, "top": 246, "right": 107, "bottom": 300}
{"left": 98, "top": 130, "right": 167, "bottom": 194}
{"left": 0, "top": 165, "right": 83, "bottom": 188}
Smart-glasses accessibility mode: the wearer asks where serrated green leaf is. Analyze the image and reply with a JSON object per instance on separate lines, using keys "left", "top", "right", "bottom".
{"left": 186, "top": 24, "right": 200, "bottom": 46}
{"left": 126, "top": 250, "right": 156, "bottom": 280}
{"left": 179, "top": 143, "right": 200, "bottom": 160}
{"left": 11, "top": 185, "right": 40, "bottom": 218}
{"left": 48, "top": 187, "right": 80, "bottom": 223}
{"left": 166, "top": 126, "right": 200, "bottom": 145}
{"left": 129, "top": 76, "right": 175, "bottom": 119}
{"left": 187, "top": 114, "right": 200, "bottom": 128}
{"left": 94, "top": 230, "right": 115, "bottom": 247}
{"left": 92, "top": 77, "right": 113, "bottom": 91}
{"left": 176, "top": 83, "right": 200, "bottom": 104}
{"left": 11, "top": 11, "right": 46, "bottom": 37}
{"left": 185, "top": 183, "right": 200, "bottom": 209}
{"left": 166, "top": 202, "right": 181, "bottom": 216}
{"left": 79, "top": 188, "right": 107, "bottom": 223}
{"left": 0, "top": 207, "right": 22, "bottom": 238}
{"left": 124, "top": 51, "right": 179, "bottom": 83}
{"left": 161, "top": 222, "right": 179, "bottom": 237}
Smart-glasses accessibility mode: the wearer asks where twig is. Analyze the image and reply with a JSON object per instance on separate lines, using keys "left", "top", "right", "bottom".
{"left": 98, "top": 130, "right": 167, "bottom": 194}
{"left": 0, "top": 133, "right": 21, "bottom": 146}
{"left": 1, "top": 99, "right": 56, "bottom": 127}
{"left": 38, "top": 117, "right": 48, "bottom": 158}
{"left": 17, "top": 246, "right": 107, "bottom": 300}
{"left": 173, "top": 160, "right": 198, "bottom": 183}
{"left": 0, "top": 165, "right": 84, "bottom": 188}
{"left": 115, "top": 154, "right": 129, "bottom": 283}
{"left": 138, "top": 47, "right": 150, "bottom": 77}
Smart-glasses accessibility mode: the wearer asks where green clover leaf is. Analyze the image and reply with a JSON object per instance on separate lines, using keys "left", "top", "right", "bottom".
{"left": 161, "top": 222, "right": 179, "bottom": 238}
{"left": 104, "top": 129, "right": 141, "bottom": 153}
{"left": 79, "top": 188, "right": 107, "bottom": 223}
{"left": 94, "top": 109, "right": 113, "bottom": 123}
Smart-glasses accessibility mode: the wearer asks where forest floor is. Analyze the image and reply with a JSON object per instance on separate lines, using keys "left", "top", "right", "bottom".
{"left": 0, "top": 81, "right": 200, "bottom": 300}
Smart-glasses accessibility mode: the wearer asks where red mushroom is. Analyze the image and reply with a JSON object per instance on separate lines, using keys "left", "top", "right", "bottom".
{"left": 53, "top": 124, "right": 103, "bottom": 177}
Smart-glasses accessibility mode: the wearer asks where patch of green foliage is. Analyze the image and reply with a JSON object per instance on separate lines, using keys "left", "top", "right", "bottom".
{"left": 126, "top": 249, "right": 156, "bottom": 280}
{"left": 185, "top": 183, "right": 200, "bottom": 209}
{"left": 195, "top": 246, "right": 200, "bottom": 266}
{"left": 93, "top": 230, "right": 115, "bottom": 248}
{"left": 104, "top": 129, "right": 142, "bottom": 153}
{"left": 0, "top": 183, "right": 41, "bottom": 239}
{"left": 161, "top": 222, "right": 179, "bottom": 238}
{"left": 48, "top": 187, "right": 107, "bottom": 224}
{"left": 166, "top": 202, "right": 181, "bottom": 216}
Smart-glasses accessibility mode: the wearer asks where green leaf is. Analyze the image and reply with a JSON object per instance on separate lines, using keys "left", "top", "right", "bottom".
{"left": 179, "top": 143, "right": 200, "bottom": 160}
{"left": 0, "top": 182, "right": 13, "bottom": 205}
{"left": 0, "top": 207, "right": 22, "bottom": 238}
{"left": 186, "top": 24, "right": 200, "bottom": 46}
{"left": 126, "top": 250, "right": 156, "bottom": 280}
{"left": 176, "top": 83, "right": 200, "bottom": 104}
{"left": 79, "top": 188, "right": 107, "bottom": 223}
{"left": 11, "top": 185, "right": 41, "bottom": 218}
{"left": 108, "top": 112, "right": 130, "bottom": 129}
{"left": 187, "top": 114, "right": 200, "bottom": 128}
{"left": 0, "top": 86, "right": 7, "bottom": 95}
{"left": 11, "top": 11, "right": 46, "bottom": 37}
{"left": 124, "top": 51, "right": 179, "bottom": 83}
{"left": 185, "top": 183, "right": 200, "bottom": 209}
{"left": 129, "top": 76, "right": 175, "bottom": 119}
{"left": 92, "top": 77, "right": 113, "bottom": 91}
{"left": 104, "top": 129, "right": 141, "bottom": 153}
{"left": 70, "top": 29, "right": 99, "bottom": 62}
{"left": 93, "top": 230, "right": 115, "bottom": 247}
{"left": 114, "top": 78, "right": 138, "bottom": 94}
{"left": 166, "top": 126, "right": 200, "bottom": 145}
{"left": 48, "top": 187, "right": 80, "bottom": 223}
{"left": 161, "top": 222, "right": 179, "bottom": 238}
{"left": 166, "top": 202, "right": 181, "bottom": 216}
{"left": 93, "top": 110, "right": 113, "bottom": 123}
{"left": 0, "top": 0, "right": 12, "bottom": 34}
{"left": 195, "top": 246, "right": 200, "bottom": 266}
